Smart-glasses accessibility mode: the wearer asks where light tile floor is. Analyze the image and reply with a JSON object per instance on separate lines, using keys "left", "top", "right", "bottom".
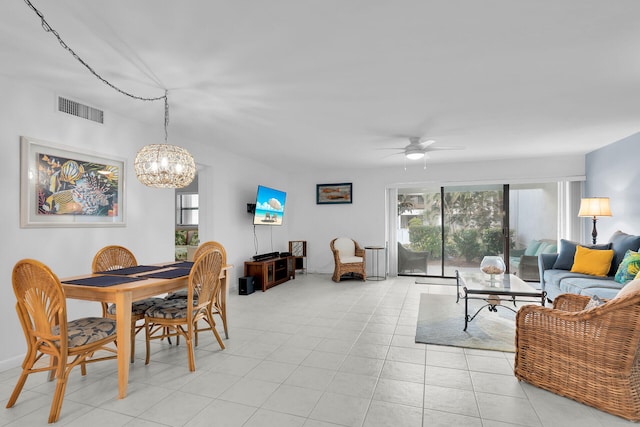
{"left": 0, "top": 274, "right": 632, "bottom": 426}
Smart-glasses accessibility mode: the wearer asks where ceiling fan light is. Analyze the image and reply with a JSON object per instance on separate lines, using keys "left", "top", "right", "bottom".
{"left": 405, "top": 150, "right": 425, "bottom": 160}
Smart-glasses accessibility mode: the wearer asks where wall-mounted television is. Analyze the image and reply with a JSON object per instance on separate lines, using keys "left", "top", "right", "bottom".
{"left": 253, "top": 185, "right": 287, "bottom": 226}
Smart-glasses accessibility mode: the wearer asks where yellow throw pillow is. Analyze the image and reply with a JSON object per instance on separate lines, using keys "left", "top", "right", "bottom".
{"left": 570, "top": 245, "right": 614, "bottom": 277}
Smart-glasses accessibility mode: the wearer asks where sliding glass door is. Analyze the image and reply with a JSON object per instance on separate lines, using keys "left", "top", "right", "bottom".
{"left": 396, "top": 182, "right": 559, "bottom": 278}
{"left": 442, "top": 185, "right": 505, "bottom": 276}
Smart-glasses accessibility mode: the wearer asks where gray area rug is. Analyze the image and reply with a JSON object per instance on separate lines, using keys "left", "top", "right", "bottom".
{"left": 415, "top": 293, "right": 517, "bottom": 352}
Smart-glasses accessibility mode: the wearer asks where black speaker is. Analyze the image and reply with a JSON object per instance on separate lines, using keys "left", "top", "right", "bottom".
{"left": 239, "top": 276, "right": 254, "bottom": 295}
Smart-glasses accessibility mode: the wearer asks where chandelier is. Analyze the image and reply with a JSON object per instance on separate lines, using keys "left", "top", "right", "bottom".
{"left": 134, "top": 92, "right": 195, "bottom": 188}
{"left": 25, "top": 0, "right": 196, "bottom": 189}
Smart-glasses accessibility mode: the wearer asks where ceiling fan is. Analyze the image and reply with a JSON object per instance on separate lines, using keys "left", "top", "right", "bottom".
{"left": 383, "top": 136, "right": 465, "bottom": 160}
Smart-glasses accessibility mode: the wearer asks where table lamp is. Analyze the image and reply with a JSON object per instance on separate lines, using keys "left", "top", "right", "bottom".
{"left": 578, "top": 197, "right": 612, "bottom": 244}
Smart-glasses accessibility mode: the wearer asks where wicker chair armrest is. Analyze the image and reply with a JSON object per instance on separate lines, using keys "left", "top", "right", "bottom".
{"left": 355, "top": 248, "right": 365, "bottom": 258}
{"left": 552, "top": 293, "right": 592, "bottom": 312}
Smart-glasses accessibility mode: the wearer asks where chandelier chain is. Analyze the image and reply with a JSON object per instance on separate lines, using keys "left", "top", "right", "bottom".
{"left": 23, "top": 0, "right": 166, "bottom": 103}
{"left": 164, "top": 90, "right": 169, "bottom": 143}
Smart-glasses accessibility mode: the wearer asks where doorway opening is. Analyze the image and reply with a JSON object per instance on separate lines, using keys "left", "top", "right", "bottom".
{"left": 174, "top": 174, "right": 199, "bottom": 261}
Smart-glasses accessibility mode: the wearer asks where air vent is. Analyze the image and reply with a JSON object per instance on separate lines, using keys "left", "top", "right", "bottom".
{"left": 57, "top": 96, "right": 104, "bottom": 124}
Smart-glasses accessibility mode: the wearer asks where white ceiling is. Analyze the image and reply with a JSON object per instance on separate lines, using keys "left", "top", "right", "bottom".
{"left": 2, "top": 1, "right": 640, "bottom": 171}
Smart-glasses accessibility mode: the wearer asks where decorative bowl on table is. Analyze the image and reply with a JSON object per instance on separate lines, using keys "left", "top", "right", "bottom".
{"left": 480, "top": 256, "right": 506, "bottom": 283}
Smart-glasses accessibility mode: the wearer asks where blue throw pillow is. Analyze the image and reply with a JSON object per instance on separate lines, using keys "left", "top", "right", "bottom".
{"left": 608, "top": 231, "right": 640, "bottom": 276}
{"left": 552, "top": 239, "right": 612, "bottom": 270}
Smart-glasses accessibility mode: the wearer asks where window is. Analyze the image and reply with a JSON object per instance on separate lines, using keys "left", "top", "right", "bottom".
{"left": 176, "top": 193, "right": 199, "bottom": 226}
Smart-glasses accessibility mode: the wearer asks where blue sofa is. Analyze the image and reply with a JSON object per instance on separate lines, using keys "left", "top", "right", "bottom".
{"left": 539, "top": 231, "right": 640, "bottom": 301}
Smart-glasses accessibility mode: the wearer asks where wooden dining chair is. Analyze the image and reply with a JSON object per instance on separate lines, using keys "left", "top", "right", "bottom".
{"left": 144, "top": 248, "right": 225, "bottom": 371}
{"left": 7, "top": 259, "right": 117, "bottom": 423}
{"left": 92, "top": 245, "right": 164, "bottom": 362}
{"left": 165, "top": 240, "right": 229, "bottom": 342}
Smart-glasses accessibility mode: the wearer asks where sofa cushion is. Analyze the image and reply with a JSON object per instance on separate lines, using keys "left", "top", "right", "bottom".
{"left": 543, "top": 269, "right": 600, "bottom": 289}
{"left": 558, "top": 276, "right": 620, "bottom": 296}
{"left": 581, "top": 287, "right": 621, "bottom": 300}
{"left": 187, "top": 230, "right": 199, "bottom": 246}
{"left": 524, "top": 240, "right": 543, "bottom": 256}
{"left": 552, "top": 239, "right": 611, "bottom": 270}
{"left": 608, "top": 231, "right": 640, "bottom": 276}
{"left": 534, "top": 241, "right": 557, "bottom": 256}
{"left": 614, "top": 249, "right": 640, "bottom": 284}
{"left": 570, "top": 245, "right": 614, "bottom": 277}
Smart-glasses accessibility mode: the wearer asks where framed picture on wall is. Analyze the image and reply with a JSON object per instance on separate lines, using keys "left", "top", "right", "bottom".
{"left": 316, "top": 182, "right": 352, "bottom": 204}
{"left": 20, "top": 136, "right": 126, "bottom": 227}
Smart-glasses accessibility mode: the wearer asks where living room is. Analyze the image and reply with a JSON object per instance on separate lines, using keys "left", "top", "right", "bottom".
{"left": 1, "top": 2, "right": 640, "bottom": 424}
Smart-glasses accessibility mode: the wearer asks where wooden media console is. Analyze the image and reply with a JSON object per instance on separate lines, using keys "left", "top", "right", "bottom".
{"left": 244, "top": 256, "right": 295, "bottom": 291}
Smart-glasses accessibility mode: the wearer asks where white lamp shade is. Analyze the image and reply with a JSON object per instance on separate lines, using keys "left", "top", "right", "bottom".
{"left": 578, "top": 197, "right": 612, "bottom": 217}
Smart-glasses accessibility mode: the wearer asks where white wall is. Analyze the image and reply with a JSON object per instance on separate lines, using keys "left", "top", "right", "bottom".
{"left": 288, "top": 156, "right": 586, "bottom": 274}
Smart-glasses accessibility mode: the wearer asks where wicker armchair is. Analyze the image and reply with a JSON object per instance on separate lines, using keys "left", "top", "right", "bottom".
{"left": 515, "top": 283, "right": 640, "bottom": 421}
{"left": 397, "top": 242, "right": 428, "bottom": 274}
{"left": 330, "top": 237, "right": 366, "bottom": 282}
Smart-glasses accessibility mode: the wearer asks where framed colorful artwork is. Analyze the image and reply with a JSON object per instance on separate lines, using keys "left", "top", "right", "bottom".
{"left": 316, "top": 183, "right": 352, "bottom": 204}
{"left": 20, "top": 136, "right": 125, "bottom": 227}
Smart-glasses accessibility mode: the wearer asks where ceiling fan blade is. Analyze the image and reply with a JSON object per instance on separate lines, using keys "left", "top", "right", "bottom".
{"left": 417, "top": 138, "right": 436, "bottom": 148}
{"left": 426, "top": 145, "right": 466, "bottom": 151}
{"left": 382, "top": 151, "right": 403, "bottom": 158}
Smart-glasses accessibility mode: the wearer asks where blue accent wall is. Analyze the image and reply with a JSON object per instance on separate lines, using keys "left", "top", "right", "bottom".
{"left": 585, "top": 132, "right": 640, "bottom": 240}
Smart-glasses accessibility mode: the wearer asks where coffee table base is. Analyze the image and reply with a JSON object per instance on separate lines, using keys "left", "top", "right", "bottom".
{"left": 456, "top": 270, "right": 546, "bottom": 331}
{"left": 463, "top": 293, "right": 545, "bottom": 331}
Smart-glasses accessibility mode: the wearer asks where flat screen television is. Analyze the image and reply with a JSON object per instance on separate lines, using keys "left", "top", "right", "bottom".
{"left": 253, "top": 185, "right": 287, "bottom": 226}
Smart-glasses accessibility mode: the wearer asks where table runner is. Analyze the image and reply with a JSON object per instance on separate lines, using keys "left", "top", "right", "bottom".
{"left": 96, "top": 265, "right": 164, "bottom": 275}
{"left": 164, "top": 261, "right": 194, "bottom": 269}
{"left": 62, "top": 276, "right": 147, "bottom": 287}
{"left": 139, "top": 268, "right": 192, "bottom": 279}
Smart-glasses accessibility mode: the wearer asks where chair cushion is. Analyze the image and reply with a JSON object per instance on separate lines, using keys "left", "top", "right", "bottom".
{"left": 570, "top": 246, "right": 614, "bottom": 277}
{"left": 614, "top": 250, "right": 640, "bottom": 284}
{"left": 107, "top": 297, "right": 164, "bottom": 316}
{"left": 145, "top": 299, "right": 196, "bottom": 319}
{"left": 52, "top": 317, "right": 117, "bottom": 348}
{"left": 340, "top": 256, "right": 363, "bottom": 264}
{"left": 614, "top": 278, "right": 640, "bottom": 300}
{"left": 334, "top": 238, "right": 356, "bottom": 257}
{"left": 165, "top": 289, "right": 188, "bottom": 300}
{"left": 584, "top": 295, "right": 605, "bottom": 310}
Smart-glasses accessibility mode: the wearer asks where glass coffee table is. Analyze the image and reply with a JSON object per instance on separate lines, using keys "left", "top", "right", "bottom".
{"left": 456, "top": 270, "right": 546, "bottom": 331}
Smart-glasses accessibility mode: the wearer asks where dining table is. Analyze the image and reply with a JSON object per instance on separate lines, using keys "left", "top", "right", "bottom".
{"left": 60, "top": 261, "right": 232, "bottom": 399}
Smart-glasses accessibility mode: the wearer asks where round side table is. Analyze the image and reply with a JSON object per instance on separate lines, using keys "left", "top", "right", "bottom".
{"left": 364, "top": 246, "right": 386, "bottom": 281}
